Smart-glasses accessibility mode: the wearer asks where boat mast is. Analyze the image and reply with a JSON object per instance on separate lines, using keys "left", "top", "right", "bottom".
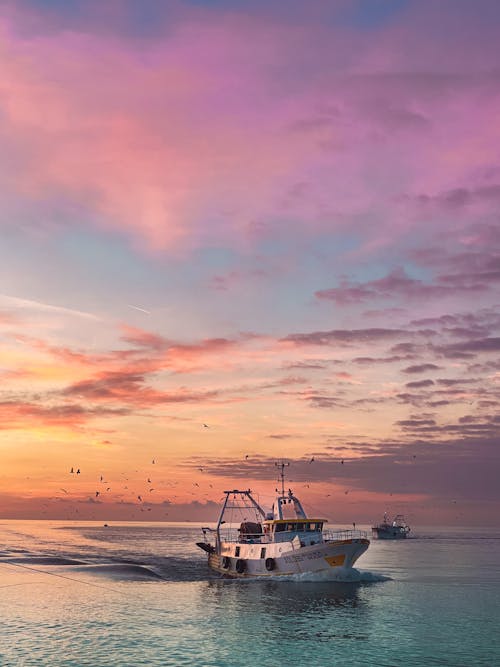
{"left": 273, "top": 460, "right": 307, "bottom": 520}
{"left": 215, "top": 491, "right": 231, "bottom": 548}
{"left": 275, "top": 460, "right": 289, "bottom": 497}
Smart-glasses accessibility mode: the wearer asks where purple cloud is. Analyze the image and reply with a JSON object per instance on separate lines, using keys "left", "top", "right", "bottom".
{"left": 405, "top": 379, "right": 435, "bottom": 389}
{"left": 402, "top": 363, "right": 440, "bottom": 374}
{"left": 315, "top": 265, "right": 497, "bottom": 307}
{"left": 282, "top": 327, "right": 413, "bottom": 346}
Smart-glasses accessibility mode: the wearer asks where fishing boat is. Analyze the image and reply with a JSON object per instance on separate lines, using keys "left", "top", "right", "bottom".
{"left": 196, "top": 463, "right": 369, "bottom": 578}
{"left": 371, "top": 513, "right": 410, "bottom": 540}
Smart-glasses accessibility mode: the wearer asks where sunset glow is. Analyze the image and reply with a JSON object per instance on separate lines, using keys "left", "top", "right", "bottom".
{"left": 1, "top": 0, "right": 499, "bottom": 525}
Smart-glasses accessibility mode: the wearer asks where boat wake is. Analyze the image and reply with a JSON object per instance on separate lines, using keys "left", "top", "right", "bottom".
{"left": 289, "top": 567, "right": 390, "bottom": 583}
{"left": 1, "top": 553, "right": 166, "bottom": 582}
{"left": 71, "top": 563, "right": 164, "bottom": 580}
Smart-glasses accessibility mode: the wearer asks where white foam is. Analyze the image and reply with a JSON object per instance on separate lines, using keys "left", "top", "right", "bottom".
{"left": 287, "top": 566, "right": 390, "bottom": 583}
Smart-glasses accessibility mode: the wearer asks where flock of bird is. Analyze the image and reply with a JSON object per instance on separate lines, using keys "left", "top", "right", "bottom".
{"left": 63, "top": 454, "right": 352, "bottom": 505}
{"left": 65, "top": 458, "right": 164, "bottom": 506}
{"left": 40, "top": 448, "right": 423, "bottom": 520}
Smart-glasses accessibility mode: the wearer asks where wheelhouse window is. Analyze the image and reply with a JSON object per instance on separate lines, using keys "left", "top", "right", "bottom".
{"left": 260, "top": 548, "right": 266, "bottom": 559}
{"left": 235, "top": 546, "right": 240, "bottom": 557}
{"left": 295, "top": 522, "right": 309, "bottom": 532}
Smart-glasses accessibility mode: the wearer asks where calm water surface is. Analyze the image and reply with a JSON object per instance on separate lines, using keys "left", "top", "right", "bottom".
{"left": 0, "top": 521, "right": 499, "bottom": 666}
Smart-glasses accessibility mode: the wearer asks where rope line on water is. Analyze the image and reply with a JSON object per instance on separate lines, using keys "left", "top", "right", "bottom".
{"left": 0, "top": 559, "right": 122, "bottom": 594}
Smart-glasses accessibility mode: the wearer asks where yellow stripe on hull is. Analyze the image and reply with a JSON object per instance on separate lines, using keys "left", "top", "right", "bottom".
{"left": 324, "top": 554, "right": 346, "bottom": 567}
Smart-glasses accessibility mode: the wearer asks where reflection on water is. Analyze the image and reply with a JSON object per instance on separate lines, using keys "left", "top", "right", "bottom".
{"left": 195, "top": 580, "right": 374, "bottom": 667}
{"left": 206, "top": 577, "right": 367, "bottom": 614}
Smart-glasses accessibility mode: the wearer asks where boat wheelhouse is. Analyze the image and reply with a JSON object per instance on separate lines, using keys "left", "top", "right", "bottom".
{"left": 196, "top": 463, "right": 369, "bottom": 578}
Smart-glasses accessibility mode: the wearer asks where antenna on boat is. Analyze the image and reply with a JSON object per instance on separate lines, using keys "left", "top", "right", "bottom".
{"left": 275, "top": 460, "right": 289, "bottom": 497}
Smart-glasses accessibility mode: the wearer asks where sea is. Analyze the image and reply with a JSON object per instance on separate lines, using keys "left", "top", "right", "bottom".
{"left": 0, "top": 521, "right": 499, "bottom": 667}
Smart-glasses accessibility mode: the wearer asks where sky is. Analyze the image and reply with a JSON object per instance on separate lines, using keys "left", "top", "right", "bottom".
{"left": 0, "top": 0, "right": 499, "bottom": 525}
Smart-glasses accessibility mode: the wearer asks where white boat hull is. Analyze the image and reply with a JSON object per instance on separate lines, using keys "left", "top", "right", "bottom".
{"left": 207, "top": 538, "right": 369, "bottom": 578}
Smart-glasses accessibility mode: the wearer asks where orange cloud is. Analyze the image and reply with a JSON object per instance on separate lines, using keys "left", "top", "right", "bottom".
{"left": 0, "top": 400, "right": 131, "bottom": 431}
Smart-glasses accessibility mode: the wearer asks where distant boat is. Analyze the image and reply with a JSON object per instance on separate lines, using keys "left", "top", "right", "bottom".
{"left": 196, "top": 462, "right": 369, "bottom": 577}
{"left": 372, "top": 513, "right": 410, "bottom": 540}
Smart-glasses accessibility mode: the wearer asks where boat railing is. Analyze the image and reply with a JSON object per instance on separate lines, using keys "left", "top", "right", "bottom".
{"left": 214, "top": 527, "right": 368, "bottom": 544}
{"left": 323, "top": 529, "right": 368, "bottom": 541}
{"left": 219, "top": 528, "right": 265, "bottom": 543}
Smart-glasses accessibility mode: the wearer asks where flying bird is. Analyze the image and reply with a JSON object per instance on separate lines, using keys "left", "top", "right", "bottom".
{"left": 203, "top": 424, "right": 209, "bottom": 428}
{"left": 309, "top": 457, "right": 315, "bottom": 464}
{"left": 95, "top": 491, "right": 100, "bottom": 497}
{"left": 70, "top": 468, "right": 74, "bottom": 474}
{"left": 76, "top": 469, "right": 81, "bottom": 474}
{"left": 60, "top": 489, "right": 68, "bottom": 494}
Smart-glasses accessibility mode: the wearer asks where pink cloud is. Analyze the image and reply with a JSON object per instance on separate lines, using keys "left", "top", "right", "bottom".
{"left": 0, "top": 7, "right": 333, "bottom": 251}
{"left": 63, "top": 371, "right": 220, "bottom": 407}
{"left": 0, "top": 2, "right": 499, "bottom": 256}
{"left": 0, "top": 310, "right": 19, "bottom": 325}
{"left": 119, "top": 326, "right": 169, "bottom": 352}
